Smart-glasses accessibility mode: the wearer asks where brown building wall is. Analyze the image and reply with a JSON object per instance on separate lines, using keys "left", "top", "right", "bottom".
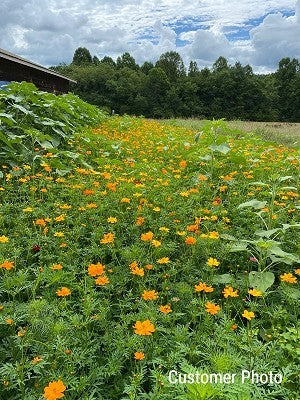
{"left": 0, "top": 58, "right": 70, "bottom": 93}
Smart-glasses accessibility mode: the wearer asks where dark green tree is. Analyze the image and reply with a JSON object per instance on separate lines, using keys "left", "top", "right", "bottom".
{"left": 116, "top": 52, "right": 139, "bottom": 70}
{"left": 72, "top": 47, "right": 93, "bottom": 66}
{"left": 155, "top": 51, "right": 185, "bottom": 82}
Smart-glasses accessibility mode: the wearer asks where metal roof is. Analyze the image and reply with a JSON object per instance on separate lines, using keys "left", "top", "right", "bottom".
{"left": 0, "top": 48, "right": 76, "bottom": 83}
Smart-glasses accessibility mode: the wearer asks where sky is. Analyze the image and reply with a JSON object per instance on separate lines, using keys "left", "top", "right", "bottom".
{"left": 1, "top": 0, "right": 300, "bottom": 73}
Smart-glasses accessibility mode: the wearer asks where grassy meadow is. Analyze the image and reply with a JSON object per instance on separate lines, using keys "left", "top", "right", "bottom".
{"left": 0, "top": 83, "right": 299, "bottom": 400}
{"left": 160, "top": 119, "right": 300, "bottom": 148}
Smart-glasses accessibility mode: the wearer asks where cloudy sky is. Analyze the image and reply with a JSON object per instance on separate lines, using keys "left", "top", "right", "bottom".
{"left": 1, "top": 0, "right": 300, "bottom": 72}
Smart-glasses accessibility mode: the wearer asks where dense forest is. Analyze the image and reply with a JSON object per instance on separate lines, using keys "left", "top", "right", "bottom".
{"left": 52, "top": 47, "right": 300, "bottom": 121}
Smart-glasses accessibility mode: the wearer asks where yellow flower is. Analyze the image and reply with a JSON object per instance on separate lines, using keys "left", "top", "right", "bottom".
{"left": 205, "top": 302, "right": 220, "bottom": 315}
{"left": 0, "top": 235, "right": 9, "bottom": 243}
{"left": 207, "top": 257, "right": 220, "bottom": 268}
{"left": 159, "top": 227, "right": 169, "bottom": 232}
{"left": 151, "top": 239, "right": 161, "bottom": 247}
{"left": 95, "top": 275, "right": 110, "bottom": 285}
{"left": 107, "top": 217, "right": 117, "bottom": 223}
{"left": 6, "top": 318, "right": 13, "bottom": 325}
{"left": 242, "top": 310, "right": 255, "bottom": 320}
{"left": 142, "top": 290, "right": 158, "bottom": 300}
{"left": 54, "top": 232, "right": 64, "bottom": 237}
{"left": 248, "top": 288, "right": 262, "bottom": 297}
{"left": 280, "top": 273, "right": 297, "bottom": 284}
{"left": 159, "top": 304, "right": 172, "bottom": 314}
{"left": 100, "top": 233, "right": 115, "bottom": 244}
{"left": 23, "top": 207, "right": 33, "bottom": 212}
{"left": 121, "top": 198, "right": 131, "bottom": 203}
{"left": 133, "top": 320, "right": 155, "bottom": 335}
{"left": 209, "top": 231, "right": 219, "bottom": 239}
{"left": 194, "top": 282, "right": 214, "bottom": 293}
{"left": 222, "top": 286, "right": 239, "bottom": 298}
{"left": 157, "top": 257, "right": 170, "bottom": 264}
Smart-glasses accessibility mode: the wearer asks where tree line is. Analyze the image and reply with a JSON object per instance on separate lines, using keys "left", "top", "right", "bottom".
{"left": 51, "top": 47, "right": 300, "bottom": 121}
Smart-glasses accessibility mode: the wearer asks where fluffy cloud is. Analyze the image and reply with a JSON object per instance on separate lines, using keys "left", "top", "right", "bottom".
{"left": 0, "top": 0, "right": 299, "bottom": 71}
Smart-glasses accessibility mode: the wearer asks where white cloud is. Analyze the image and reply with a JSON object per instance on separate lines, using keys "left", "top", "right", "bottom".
{"left": 0, "top": 0, "right": 299, "bottom": 71}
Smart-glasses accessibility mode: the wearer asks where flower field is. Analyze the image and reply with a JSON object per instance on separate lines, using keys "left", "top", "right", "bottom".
{"left": 0, "top": 83, "right": 299, "bottom": 400}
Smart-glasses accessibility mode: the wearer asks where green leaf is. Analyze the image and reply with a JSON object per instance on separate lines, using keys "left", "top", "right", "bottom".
{"left": 229, "top": 242, "right": 249, "bottom": 252}
{"left": 268, "top": 246, "right": 300, "bottom": 264}
{"left": 238, "top": 199, "right": 267, "bottom": 209}
{"left": 208, "top": 143, "right": 231, "bottom": 154}
{"left": 248, "top": 271, "right": 275, "bottom": 293}
{"left": 213, "top": 274, "right": 234, "bottom": 284}
{"left": 282, "top": 287, "right": 300, "bottom": 300}
{"left": 195, "top": 131, "right": 203, "bottom": 143}
{"left": 255, "top": 228, "right": 281, "bottom": 238}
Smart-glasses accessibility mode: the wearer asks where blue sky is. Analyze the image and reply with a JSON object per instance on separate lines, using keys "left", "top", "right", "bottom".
{"left": 0, "top": 0, "right": 299, "bottom": 73}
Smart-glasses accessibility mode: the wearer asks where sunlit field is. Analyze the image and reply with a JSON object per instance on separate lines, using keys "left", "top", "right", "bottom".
{"left": 160, "top": 119, "right": 300, "bottom": 148}
{"left": 0, "top": 83, "right": 299, "bottom": 400}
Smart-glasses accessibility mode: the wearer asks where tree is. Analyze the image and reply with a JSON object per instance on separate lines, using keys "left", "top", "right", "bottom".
{"left": 141, "top": 61, "right": 154, "bottom": 74}
{"left": 155, "top": 51, "right": 185, "bottom": 82}
{"left": 116, "top": 52, "right": 139, "bottom": 70}
{"left": 188, "top": 61, "right": 198, "bottom": 77}
{"left": 93, "top": 56, "right": 100, "bottom": 65}
{"left": 72, "top": 47, "right": 92, "bottom": 66}
{"left": 276, "top": 58, "right": 300, "bottom": 121}
{"left": 212, "top": 56, "right": 229, "bottom": 72}
{"left": 101, "top": 56, "right": 116, "bottom": 68}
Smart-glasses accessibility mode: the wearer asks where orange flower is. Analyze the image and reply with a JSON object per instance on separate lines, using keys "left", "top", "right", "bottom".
{"left": 222, "top": 286, "right": 239, "bottom": 298}
{"left": 100, "top": 233, "right": 115, "bottom": 244}
{"left": 205, "top": 302, "right": 220, "bottom": 315}
{"left": 242, "top": 310, "right": 255, "bottom": 321}
{"left": 133, "top": 320, "right": 155, "bottom": 335}
{"left": 179, "top": 160, "right": 187, "bottom": 168}
{"left": 6, "top": 318, "right": 13, "bottom": 324}
{"left": 51, "top": 264, "right": 63, "bottom": 271}
{"left": 157, "top": 257, "right": 170, "bottom": 264}
{"left": 121, "top": 197, "right": 130, "bottom": 203}
{"left": 136, "top": 216, "right": 145, "bottom": 226}
{"left": 248, "top": 289, "right": 262, "bottom": 297}
{"left": 56, "top": 287, "right": 71, "bottom": 297}
{"left": 134, "top": 352, "right": 145, "bottom": 360}
{"left": 185, "top": 236, "right": 196, "bottom": 245}
{"left": 280, "top": 273, "right": 297, "bottom": 284}
{"left": 159, "top": 304, "right": 172, "bottom": 314}
{"left": 198, "top": 174, "right": 207, "bottom": 181}
{"left": 130, "top": 261, "right": 145, "bottom": 276}
{"left": 83, "top": 189, "right": 94, "bottom": 195}
{"left": 88, "top": 262, "right": 105, "bottom": 276}
{"left": 43, "top": 380, "right": 66, "bottom": 400}
{"left": 32, "top": 356, "right": 42, "bottom": 364}
{"left": 0, "top": 260, "right": 15, "bottom": 270}
{"left": 35, "top": 219, "right": 47, "bottom": 227}
{"left": 95, "top": 275, "right": 110, "bottom": 286}
{"left": 194, "top": 282, "right": 214, "bottom": 293}
{"left": 142, "top": 290, "right": 158, "bottom": 300}
{"left": 141, "top": 231, "right": 154, "bottom": 241}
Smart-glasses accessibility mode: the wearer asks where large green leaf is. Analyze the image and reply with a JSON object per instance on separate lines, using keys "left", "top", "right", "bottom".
{"left": 238, "top": 199, "right": 267, "bottom": 209}
{"left": 248, "top": 271, "right": 275, "bottom": 293}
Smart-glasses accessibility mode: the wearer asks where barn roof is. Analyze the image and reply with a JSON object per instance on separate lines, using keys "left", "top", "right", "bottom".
{"left": 0, "top": 48, "right": 76, "bottom": 83}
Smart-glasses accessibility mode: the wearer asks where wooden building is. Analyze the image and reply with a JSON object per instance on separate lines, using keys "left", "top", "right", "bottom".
{"left": 0, "top": 48, "right": 76, "bottom": 93}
